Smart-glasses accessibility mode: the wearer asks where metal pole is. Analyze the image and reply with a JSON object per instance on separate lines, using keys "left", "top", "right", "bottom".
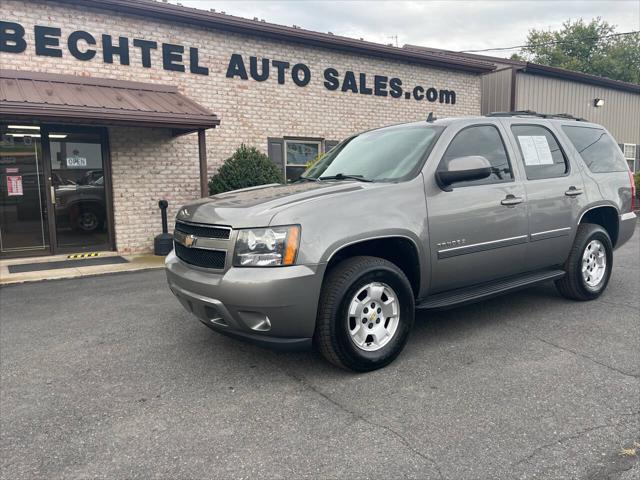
{"left": 198, "top": 129, "right": 208, "bottom": 197}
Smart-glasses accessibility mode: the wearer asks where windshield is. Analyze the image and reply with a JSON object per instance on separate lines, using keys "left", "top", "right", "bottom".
{"left": 301, "top": 124, "right": 443, "bottom": 182}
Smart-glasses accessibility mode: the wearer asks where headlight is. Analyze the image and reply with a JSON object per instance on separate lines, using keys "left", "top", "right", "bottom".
{"left": 233, "top": 225, "right": 300, "bottom": 267}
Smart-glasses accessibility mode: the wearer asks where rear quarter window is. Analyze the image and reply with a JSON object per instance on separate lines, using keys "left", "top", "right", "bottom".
{"left": 562, "top": 125, "right": 628, "bottom": 173}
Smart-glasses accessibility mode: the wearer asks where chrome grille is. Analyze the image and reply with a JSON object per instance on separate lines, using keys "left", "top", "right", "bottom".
{"left": 175, "top": 221, "right": 231, "bottom": 240}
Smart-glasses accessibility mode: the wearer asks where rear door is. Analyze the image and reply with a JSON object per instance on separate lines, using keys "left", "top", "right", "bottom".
{"left": 425, "top": 122, "right": 529, "bottom": 293}
{"left": 507, "top": 121, "right": 588, "bottom": 270}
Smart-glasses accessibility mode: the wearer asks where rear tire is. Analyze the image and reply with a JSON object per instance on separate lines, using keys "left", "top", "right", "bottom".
{"left": 555, "top": 223, "right": 613, "bottom": 301}
{"left": 314, "top": 256, "right": 415, "bottom": 372}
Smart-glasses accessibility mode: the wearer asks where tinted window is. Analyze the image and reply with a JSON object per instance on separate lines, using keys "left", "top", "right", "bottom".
{"left": 562, "top": 125, "right": 628, "bottom": 173}
{"left": 438, "top": 125, "right": 512, "bottom": 187}
{"left": 512, "top": 125, "right": 568, "bottom": 180}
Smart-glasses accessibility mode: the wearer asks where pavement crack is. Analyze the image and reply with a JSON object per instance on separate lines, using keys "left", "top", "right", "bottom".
{"left": 511, "top": 412, "right": 640, "bottom": 469}
{"left": 284, "top": 369, "right": 445, "bottom": 480}
{"left": 512, "top": 327, "right": 639, "bottom": 379}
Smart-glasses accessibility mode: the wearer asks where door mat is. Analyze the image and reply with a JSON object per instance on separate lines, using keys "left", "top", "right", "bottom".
{"left": 8, "top": 256, "right": 129, "bottom": 274}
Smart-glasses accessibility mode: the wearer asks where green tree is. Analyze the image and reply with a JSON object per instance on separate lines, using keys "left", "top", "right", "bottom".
{"left": 518, "top": 18, "right": 640, "bottom": 84}
{"left": 209, "top": 144, "right": 283, "bottom": 194}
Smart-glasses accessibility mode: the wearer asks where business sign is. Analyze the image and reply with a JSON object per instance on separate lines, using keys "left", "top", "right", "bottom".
{"left": 0, "top": 20, "right": 208, "bottom": 74}
{"left": 226, "top": 54, "right": 457, "bottom": 104}
{"left": 0, "top": 20, "right": 457, "bottom": 104}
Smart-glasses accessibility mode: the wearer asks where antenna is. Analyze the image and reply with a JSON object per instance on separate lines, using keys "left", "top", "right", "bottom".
{"left": 388, "top": 35, "right": 398, "bottom": 47}
{"left": 426, "top": 112, "right": 436, "bottom": 123}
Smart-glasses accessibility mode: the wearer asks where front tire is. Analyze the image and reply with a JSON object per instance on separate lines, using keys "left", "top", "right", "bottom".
{"left": 555, "top": 223, "right": 613, "bottom": 301}
{"left": 314, "top": 256, "right": 415, "bottom": 372}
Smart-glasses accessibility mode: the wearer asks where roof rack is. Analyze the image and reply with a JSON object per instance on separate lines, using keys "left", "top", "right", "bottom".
{"left": 486, "top": 111, "right": 587, "bottom": 121}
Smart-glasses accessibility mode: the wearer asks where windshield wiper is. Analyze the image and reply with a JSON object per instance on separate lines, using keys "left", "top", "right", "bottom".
{"left": 318, "top": 173, "right": 373, "bottom": 182}
{"left": 294, "top": 176, "right": 319, "bottom": 183}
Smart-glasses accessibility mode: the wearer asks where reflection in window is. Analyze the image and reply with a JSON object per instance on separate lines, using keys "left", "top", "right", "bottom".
{"left": 49, "top": 131, "right": 109, "bottom": 248}
{"left": 285, "top": 141, "right": 320, "bottom": 182}
{"left": 562, "top": 126, "right": 629, "bottom": 173}
{"left": 438, "top": 125, "right": 513, "bottom": 187}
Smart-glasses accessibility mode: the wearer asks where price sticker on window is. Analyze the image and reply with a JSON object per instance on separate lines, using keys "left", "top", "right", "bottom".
{"left": 518, "top": 136, "right": 554, "bottom": 165}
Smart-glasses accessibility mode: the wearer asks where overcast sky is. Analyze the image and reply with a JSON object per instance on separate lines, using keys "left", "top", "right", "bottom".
{"left": 173, "top": 0, "right": 639, "bottom": 57}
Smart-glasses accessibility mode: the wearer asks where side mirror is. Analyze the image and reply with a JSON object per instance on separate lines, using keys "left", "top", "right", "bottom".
{"left": 436, "top": 155, "right": 492, "bottom": 191}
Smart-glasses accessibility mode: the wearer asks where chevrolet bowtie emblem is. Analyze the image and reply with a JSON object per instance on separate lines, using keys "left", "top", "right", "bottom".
{"left": 183, "top": 234, "right": 196, "bottom": 247}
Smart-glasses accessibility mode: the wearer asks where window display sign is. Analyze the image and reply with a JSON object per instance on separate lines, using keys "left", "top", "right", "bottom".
{"left": 517, "top": 136, "right": 554, "bottom": 165}
{"left": 66, "top": 155, "right": 88, "bottom": 167}
{"left": 7, "top": 175, "right": 23, "bottom": 196}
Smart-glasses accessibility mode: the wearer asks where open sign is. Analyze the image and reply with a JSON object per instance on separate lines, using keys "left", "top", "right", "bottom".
{"left": 66, "top": 155, "right": 87, "bottom": 167}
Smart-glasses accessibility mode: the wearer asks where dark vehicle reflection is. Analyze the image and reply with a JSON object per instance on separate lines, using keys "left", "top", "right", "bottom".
{"left": 54, "top": 170, "right": 106, "bottom": 233}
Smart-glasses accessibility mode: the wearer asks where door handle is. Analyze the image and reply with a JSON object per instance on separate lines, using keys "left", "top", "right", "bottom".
{"left": 565, "top": 186, "right": 583, "bottom": 197}
{"left": 501, "top": 194, "right": 524, "bottom": 207}
{"left": 50, "top": 185, "right": 56, "bottom": 205}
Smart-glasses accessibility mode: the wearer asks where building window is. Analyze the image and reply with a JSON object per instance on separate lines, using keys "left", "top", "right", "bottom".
{"left": 623, "top": 144, "right": 637, "bottom": 172}
{"left": 284, "top": 140, "right": 321, "bottom": 182}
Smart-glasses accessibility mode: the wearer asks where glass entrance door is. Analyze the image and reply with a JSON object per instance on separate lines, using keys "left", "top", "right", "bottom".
{"left": 48, "top": 130, "right": 110, "bottom": 250}
{"left": 0, "top": 125, "right": 50, "bottom": 256}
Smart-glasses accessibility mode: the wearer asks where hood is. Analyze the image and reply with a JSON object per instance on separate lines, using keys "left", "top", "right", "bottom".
{"left": 176, "top": 181, "right": 370, "bottom": 227}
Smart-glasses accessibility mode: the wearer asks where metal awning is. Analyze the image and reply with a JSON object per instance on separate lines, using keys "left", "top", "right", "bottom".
{"left": 0, "top": 69, "right": 220, "bottom": 134}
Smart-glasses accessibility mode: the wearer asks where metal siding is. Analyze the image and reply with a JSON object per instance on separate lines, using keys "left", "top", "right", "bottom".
{"left": 515, "top": 72, "right": 640, "bottom": 144}
{"left": 481, "top": 68, "right": 512, "bottom": 114}
{"left": 0, "top": 69, "right": 220, "bottom": 129}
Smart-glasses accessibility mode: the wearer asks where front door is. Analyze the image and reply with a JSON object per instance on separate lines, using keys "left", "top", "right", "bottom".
{"left": 426, "top": 123, "right": 530, "bottom": 293}
{"left": 46, "top": 128, "right": 111, "bottom": 251}
{"left": 0, "top": 125, "right": 50, "bottom": 256}
{"left": 0, "top": 124, "right": 113, "bottom": 258}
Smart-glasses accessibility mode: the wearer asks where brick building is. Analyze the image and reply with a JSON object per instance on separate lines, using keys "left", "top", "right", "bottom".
{"left": 0, "top": 0, "right": 491, "bottom": 257}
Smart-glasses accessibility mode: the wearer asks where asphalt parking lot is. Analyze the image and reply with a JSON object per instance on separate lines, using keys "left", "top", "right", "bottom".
{"left": 1, "top": 229, "right": 638, "bottom": 480}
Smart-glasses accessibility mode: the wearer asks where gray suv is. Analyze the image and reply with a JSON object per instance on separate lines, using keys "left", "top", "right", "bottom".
{"left": 166, "top": 113, "right": 637, "bottom": 371}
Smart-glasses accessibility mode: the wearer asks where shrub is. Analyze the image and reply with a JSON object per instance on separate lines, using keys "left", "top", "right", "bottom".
{"left": 209, "top": 145, "right": 284, "bottom": 194}
{"left": 634, "top": 171, "right": 640, "bottom": 198}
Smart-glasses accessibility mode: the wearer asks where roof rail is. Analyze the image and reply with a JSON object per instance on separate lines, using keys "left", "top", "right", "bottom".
{"left": 486, "top": 111, "right": 587, "bottom": 121}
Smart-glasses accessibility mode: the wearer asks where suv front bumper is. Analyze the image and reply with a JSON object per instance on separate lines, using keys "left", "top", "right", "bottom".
{"left": 165, "top": 251, "right": 325, "bottom": 351}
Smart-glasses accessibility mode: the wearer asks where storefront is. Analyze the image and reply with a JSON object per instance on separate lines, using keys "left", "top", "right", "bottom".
{"left": 0, "top": 0, "right": 493, "bottom": 257}
{"left": 0, "top": 71, "right": 219, "bottom": 257}
{"left": 0, "top": 124, "right": 113, "bottom": 257}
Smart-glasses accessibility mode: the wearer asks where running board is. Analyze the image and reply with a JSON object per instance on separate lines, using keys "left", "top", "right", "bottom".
{"left": 416, "top": 269, "right": 566, "bottom": 310}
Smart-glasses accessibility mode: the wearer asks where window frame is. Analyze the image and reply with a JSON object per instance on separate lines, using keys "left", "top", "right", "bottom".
{"left": 437, "top": 123, "right": 515, "bottom": 189}
{"left": 283, "top": 138, "right": 322, "bottom": 182}
{"left": 623, "top": 143, "right": 637, "bottom": 173}
{"left": 510, "top": 123, "right": 571, "bottom": 181}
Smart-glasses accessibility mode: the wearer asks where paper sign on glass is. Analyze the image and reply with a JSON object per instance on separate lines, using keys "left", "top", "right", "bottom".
{"left": 532, "top": 136, "right": 554, "bottom": 165}
{"left": 518, "top": 136, "right": 540, "bottom": 165}
{"left": 7, "top": 175, "right": 23, "bottom": 196}
{"left": 518, "top": 135, "right": 554, "bottom": 166}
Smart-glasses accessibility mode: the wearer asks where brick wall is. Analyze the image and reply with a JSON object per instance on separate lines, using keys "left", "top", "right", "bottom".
{"left": 107, "top": 127, "right": 200, "bottom": 253}
{"left": 1, "top": 0, "right": 482, "bottom": 252}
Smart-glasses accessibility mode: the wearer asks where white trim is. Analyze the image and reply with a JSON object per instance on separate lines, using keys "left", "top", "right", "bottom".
{"left": 623, "top": 143, "right": 636, "bottom": 160}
